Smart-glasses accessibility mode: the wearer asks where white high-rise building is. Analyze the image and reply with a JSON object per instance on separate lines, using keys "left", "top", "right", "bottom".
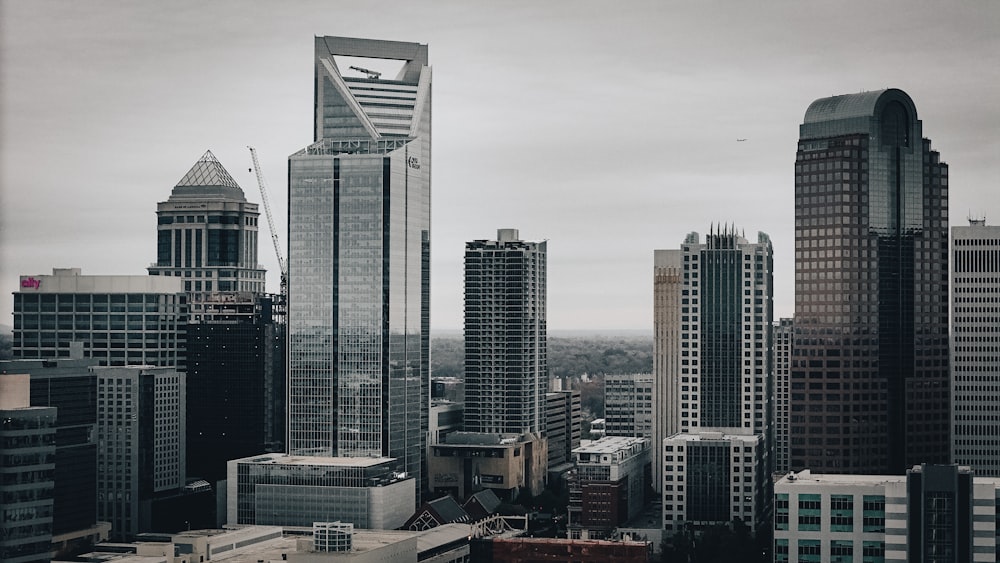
{"left": 951, "top": 218, "right": 1000, "bottom": 476}
{"left": 654, "top": 226, "right": 774, "bottom": 534}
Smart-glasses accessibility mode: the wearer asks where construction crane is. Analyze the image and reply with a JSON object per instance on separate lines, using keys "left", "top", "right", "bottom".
{"left": 248, "top": 146, "right": 288, "bottom": 298}
{"left": 349, "top": 65, "right": 381, "bottom": 79}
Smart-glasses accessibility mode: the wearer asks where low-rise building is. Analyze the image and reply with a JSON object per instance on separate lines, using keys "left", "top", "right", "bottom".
{"left": 428, "top": 432, "right": 546, "bottom": 502}
{"left": 773, "top": 464, "right": 1000, "bottom": 562}
{"left": 603, "top": 374, "right": 654, "bottom": 439}
{"left": 568, "top": 436, "right": 651, "bottom": 539}
{"left": 662, "top": 431, "right": 767, "bottom": 535}
{"left": 227, "top": 453, "right": 415, "bottom": 530}
{"left": 473, "top": 536, "right": 651, "bottom": 563}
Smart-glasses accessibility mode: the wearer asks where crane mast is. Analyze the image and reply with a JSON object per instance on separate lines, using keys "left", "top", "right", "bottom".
{"left": 248, "top": 146, "right": 287, "bottom": 297}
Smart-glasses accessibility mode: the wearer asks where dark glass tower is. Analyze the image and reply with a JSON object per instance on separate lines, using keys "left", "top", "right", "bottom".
{"left": 791, "top": 89, "right": 949, "bottom": 474}
{"left": 184, "top": 296, "right": 285, "bottom": 483}
{"left": 287, "top": 37, "right": 430, "bottom": 502}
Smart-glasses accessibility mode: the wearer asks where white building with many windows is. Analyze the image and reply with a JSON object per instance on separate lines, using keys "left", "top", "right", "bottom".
{"left": 773, "top": 465, "right": 1000, "bottom": 562}
{"left": 662, "top": 431, "right": 766, "bottom": 534}
{"left": 951, "top": 218, "right": 1000, "bottom": 477}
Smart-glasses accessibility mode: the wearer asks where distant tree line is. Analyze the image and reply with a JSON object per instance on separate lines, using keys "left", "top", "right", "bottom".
{"left": 431, "top": 335, "right": 652, "bottom": 381}
{"left": 430, "top": 335, "right": 652, "bottom": 420}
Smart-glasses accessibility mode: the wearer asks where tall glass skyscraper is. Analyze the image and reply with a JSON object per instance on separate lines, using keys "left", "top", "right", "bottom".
{"left": 791, "top": 89, "right": 949, "bottom": 474}
{"left": 287, "top": 37, "right": 430, "bottom": 499}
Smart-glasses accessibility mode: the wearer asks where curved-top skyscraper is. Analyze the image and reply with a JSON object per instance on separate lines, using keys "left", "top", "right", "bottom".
{"left": 287, "top": 37, "right": 431, "bottom": 501}
{"left": 790, "top": 89, "right": 949, "bottom": 474}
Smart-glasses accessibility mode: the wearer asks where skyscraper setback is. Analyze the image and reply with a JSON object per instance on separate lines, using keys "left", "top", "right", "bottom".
{"left": 791, "top": 88, "right": 949, "bottom": 474}
{"left": 287, "top": 37, "right": 431, "bottom": 497}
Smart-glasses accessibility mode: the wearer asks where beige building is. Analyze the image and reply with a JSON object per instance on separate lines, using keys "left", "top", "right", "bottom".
{"left": 428, "top": 432, "right": 546, "bottom": 501}
{"left": 652, "top": 249, "right": 682, "bottom": 493}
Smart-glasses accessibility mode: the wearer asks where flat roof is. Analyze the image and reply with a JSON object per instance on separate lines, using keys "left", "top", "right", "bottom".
{"left": 235, "top": 452, "right": 397, "bottom": 468}
{"left": 573, "top": 435, "right": 647, "bottom": 454}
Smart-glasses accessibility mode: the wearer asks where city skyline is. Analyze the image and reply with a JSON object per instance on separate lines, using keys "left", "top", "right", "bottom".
{"left": 2, "top": 1, "right": 999, "bottom": 331}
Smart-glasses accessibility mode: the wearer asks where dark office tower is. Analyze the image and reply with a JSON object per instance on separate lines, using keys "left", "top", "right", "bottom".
{"left": 288, "top": 37, "right": 430, "bottom": 500}
{"left": 1, "top": 359, "right": 102, "bottom": 552}
{"left": 906, "top": 464, "right": 974, "bottom": 563}
{"left": 464, "top": 229, "right": 547, "bottom": 435}
{"left": 0, "top": 375, "right": 56, "bottom": 563}
{"left": 148, "top": 150, "right": 265, "bottom": 296}
{"left": 184, "top": 295, "right": 285, "bottom": 483}
{"left": 791, "top": 89, "right": 949, "bottom": 474}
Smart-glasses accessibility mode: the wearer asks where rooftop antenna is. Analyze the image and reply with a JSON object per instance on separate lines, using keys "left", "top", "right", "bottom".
{"left": 349, "top": 65, "right": 381, "bottom": 79}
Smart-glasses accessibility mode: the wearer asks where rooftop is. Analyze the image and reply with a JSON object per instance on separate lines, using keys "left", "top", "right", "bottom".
{"left": 235, "top": 452, "right": 397, "bottom": 468}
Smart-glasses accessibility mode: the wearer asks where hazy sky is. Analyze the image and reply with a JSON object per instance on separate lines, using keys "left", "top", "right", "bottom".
{"left": 2, "top": 0, "right": 998, "bottom": 331}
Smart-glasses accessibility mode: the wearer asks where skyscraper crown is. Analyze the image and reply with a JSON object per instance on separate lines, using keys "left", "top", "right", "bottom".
{"left": 169, "top": 150, "right": 246, "bottom": 201}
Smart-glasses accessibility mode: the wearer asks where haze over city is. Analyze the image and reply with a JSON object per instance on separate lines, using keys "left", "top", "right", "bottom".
{"left": 2, "top": 0, "right": 998, "bottom": 331}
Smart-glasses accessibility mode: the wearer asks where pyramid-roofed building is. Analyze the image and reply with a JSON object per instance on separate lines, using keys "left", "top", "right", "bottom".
{"left": 149, "top": 149, "right": 265, "bottom": 296}
{"left": 168, "top": 150, "right": 246, "bottom": 201}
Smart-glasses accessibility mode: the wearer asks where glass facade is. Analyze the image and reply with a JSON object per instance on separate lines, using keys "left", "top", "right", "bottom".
{"left": 13, "top": 289, "right": 186, "bottom": 368}
{"left": 0, "top": 407, "right": 56, "bottom": 563}
{"left": 792, "top": 89, "right": 949, "bottom": 473}
{"left": 288, "top": 37, "right": 430, "bottom": 502}
{"left": 232, "top": 456, "right": 412, "bottom": 528}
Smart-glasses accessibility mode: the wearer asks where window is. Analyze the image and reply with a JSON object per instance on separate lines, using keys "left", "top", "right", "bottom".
{"left": 862, "top": 495, "right": 885, "bottom": 533}
{"left": 774, "top": 494, "right": 789, "bottom": 530}
{"left": 830, "top": 494, "right": 853, "bottom": 532}
{"left": 798, "top": 539, "right": 821, "bottom": 563}
{"left": 798, "top": 494, "right": 821, "bottom": 531}
{"left": 830, "top": 540, "right": 853, "bottom": 563}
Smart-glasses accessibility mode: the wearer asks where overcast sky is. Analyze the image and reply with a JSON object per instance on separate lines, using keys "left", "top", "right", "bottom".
{"left": 2, "top": 0, "right": 998, "bottom": 332}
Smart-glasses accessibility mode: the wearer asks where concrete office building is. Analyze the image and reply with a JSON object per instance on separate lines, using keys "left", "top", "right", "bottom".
{"left": 13, "top": 269, "right": 187, "bottom": 367}
{"left": 604, "top": 373, "right": 654, "bottom": 440}
{"left": 545, "top": 389, "right": 582, "bottom": 472}
{"left": 0, "top": 375, "right": 56, "bottom": 563}
{"left": 773, "top": 318, "right": 794, "bottom": 474}
{"left": 653, "top": 249, "right": 684, "bottom": 493}
{"left": 428, "top": 432, "right": 547, "bottom": 502}
{"left": 464, "top": 229, "right": 547, "bottom": 435}
{"left": 94, "top": 366, "right": 186, "bottom": 541}
{"left": 654, "top": 227, "right": 774, "bottom": 532}
{"left": 286, "top": 37, "right": 431, "bottom": 501}
{"left": 951, "top": 218, "right": 1000, "bottom": 477}
{"left": 148, "top": 150, "right": 265, "bottom": 296}
{"left": 227, "top": 453, "right": 414, "bottom": 530}
{"left": 0, "top": 359, "right": 109, "bottom": 554}
{"left": 662, "top": 432, "right": 767, "bottom": 534}
{"left": 657, "top": 227, "right": 773, "bottom": 436}
{"left": 567, "top": 436, "right": 651, "bottom": 540}
{"left": 791, "top": 89, "right": 950, "bottom": 473}
{"left": 774, "top": 465, "right": 1000, "bottom": 562}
